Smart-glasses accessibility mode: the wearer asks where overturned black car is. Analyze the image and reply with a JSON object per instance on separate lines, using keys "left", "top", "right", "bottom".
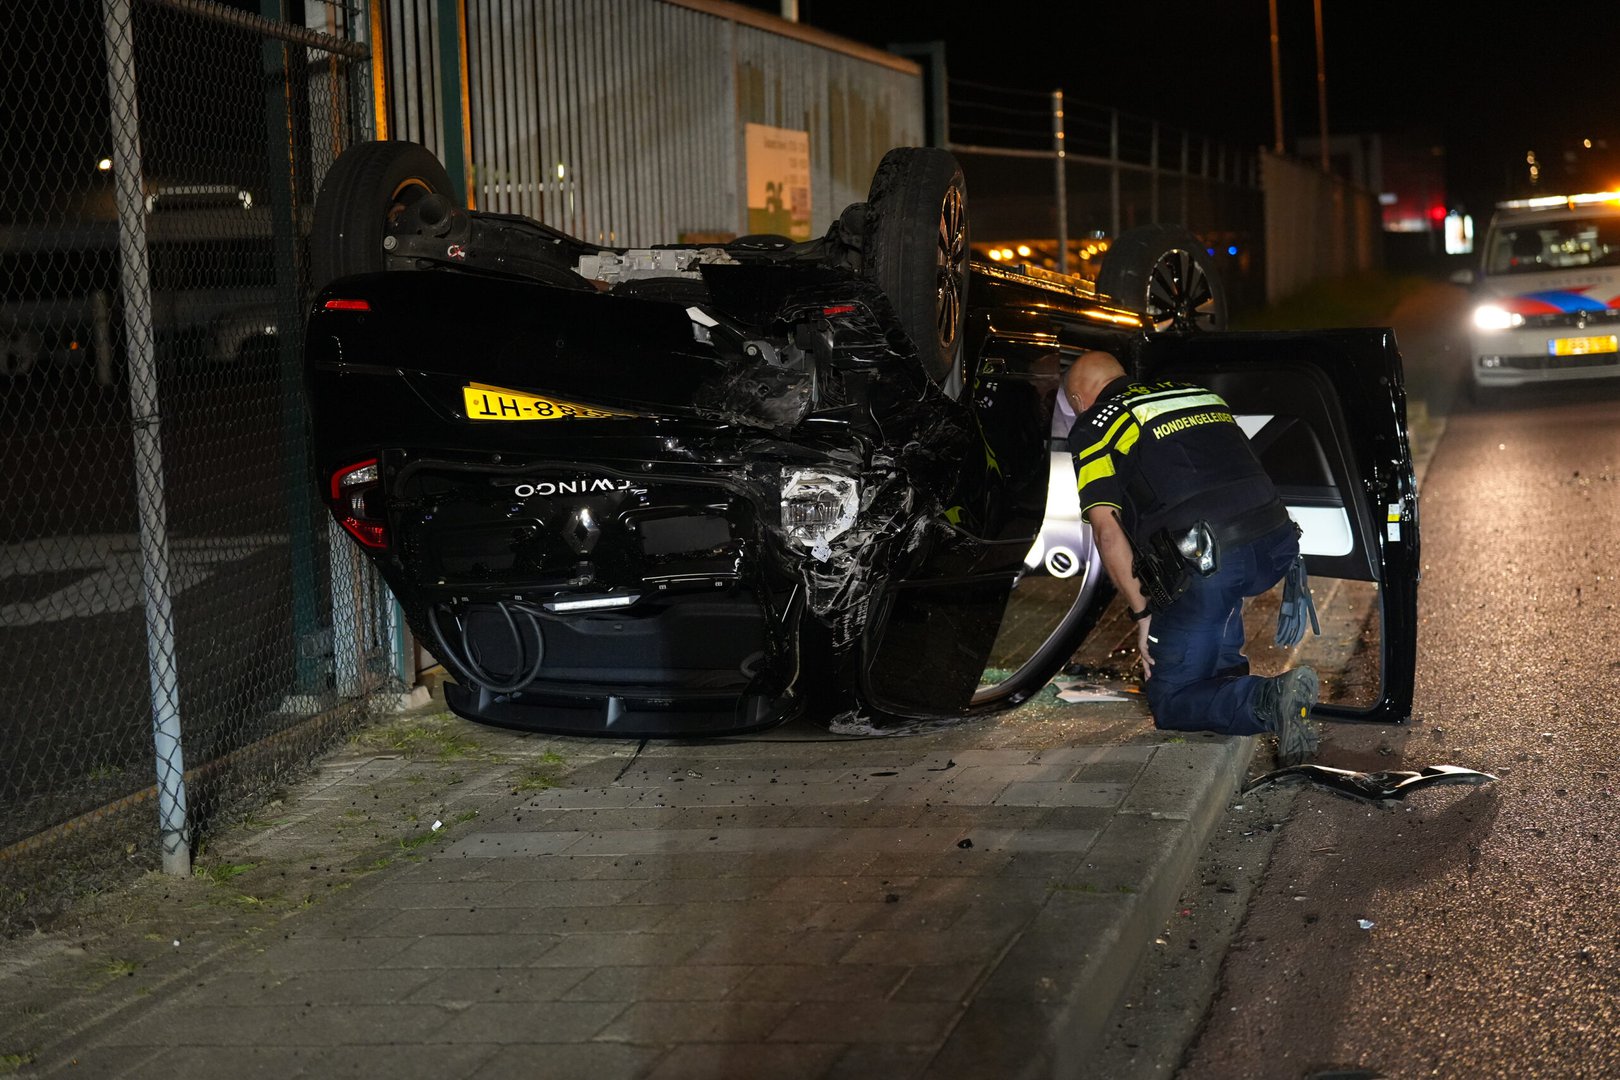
{"left": 304, "top": 141, "right": 1419, "bottom": 737}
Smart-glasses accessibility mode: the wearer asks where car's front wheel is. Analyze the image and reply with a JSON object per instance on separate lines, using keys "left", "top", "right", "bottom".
{"left": 309, "top": 141, "right": 455, "bottom": 294}
{"left": 864, "top": 147, "right": 970, "bottom": 398}
{"left": 1097, "top": 225, "right": 1227, "bottom": 333}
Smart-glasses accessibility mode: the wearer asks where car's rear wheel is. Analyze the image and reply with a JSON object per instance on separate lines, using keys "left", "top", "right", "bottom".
{"left": 310, "top": 140, "right": 454, "bottom": 294}
{"left": 1097, "top": 225, "right": 1227, "bottom": 332}
{"left": 864, "top": 147, "right": 970, "bottom": 398}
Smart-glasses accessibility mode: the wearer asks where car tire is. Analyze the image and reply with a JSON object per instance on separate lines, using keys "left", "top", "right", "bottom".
{"left": 864, "top": 147, "right": 969, "bottom": 398}
{"left": 309, "top": 141, "right": 454, "bottom": 295}
{"left": 1096, "top": 225, "right": 1227, "bottom": 332}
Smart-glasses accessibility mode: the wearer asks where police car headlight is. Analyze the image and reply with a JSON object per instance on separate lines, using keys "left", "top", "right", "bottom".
{"left": 1473, "top": 304, "right": 1524, "bottom": 331}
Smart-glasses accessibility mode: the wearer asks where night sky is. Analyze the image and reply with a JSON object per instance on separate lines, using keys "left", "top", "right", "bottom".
{"left": 765, "top": 0, "right": 1620, "bottom": 219}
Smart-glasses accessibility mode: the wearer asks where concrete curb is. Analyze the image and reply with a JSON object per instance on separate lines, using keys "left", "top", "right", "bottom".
{"left": 1063, "top": 734, "right": 1255, "bottom": 1066}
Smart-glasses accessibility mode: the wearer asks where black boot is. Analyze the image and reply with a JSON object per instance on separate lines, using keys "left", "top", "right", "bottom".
{"left": 1255, "top": 667, "right": 1320, "bottom": 767}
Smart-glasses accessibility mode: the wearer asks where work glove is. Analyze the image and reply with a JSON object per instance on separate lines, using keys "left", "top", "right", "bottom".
{"left": 1275, "top": 555, "right": 1319, "bottom": 647}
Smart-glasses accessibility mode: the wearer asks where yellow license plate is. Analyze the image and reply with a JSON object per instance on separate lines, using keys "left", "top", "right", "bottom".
{"left": 1550, "top": 335, "right": 1619, "bottom": 357}
{"left": 461, "top": 382, "right": 632, "bottom": 421}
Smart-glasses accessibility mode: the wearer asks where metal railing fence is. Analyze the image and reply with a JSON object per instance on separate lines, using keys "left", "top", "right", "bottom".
{"left": 944, "top": 79, "right": 1266, "bottom": 313}
{"left": 0, "top": 0, "right": 399, "bottom": 932}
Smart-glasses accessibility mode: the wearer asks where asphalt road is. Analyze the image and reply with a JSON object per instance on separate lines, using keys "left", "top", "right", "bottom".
{"left": 1177, "top": 304, "right": 1620, "bottom": 1077}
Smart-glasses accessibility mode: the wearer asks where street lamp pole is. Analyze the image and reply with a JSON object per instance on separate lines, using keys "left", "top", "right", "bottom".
{"left": 1313, "top": 0, "right": 1330, "bottom": 172}
{"left": 1268, "top": 0, "right": 1284, "bottom": 153}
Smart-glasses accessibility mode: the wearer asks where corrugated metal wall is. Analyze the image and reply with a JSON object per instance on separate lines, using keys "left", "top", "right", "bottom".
{"left": 383, "top": 0, "right": 451, "bottom": 159}
{"left": 730, "top": 22, "right": 922, "bottom": 242}
{"left": 378, "top": 0, "right": 923, "bottom": 246}
{"left": 1261, "top": 150, "right": 1380, "bottom": 304}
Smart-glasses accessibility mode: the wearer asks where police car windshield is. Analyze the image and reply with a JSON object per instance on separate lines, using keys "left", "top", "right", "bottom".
{"left": 1485, "top": 216, "right": 1620, "bottom": 275}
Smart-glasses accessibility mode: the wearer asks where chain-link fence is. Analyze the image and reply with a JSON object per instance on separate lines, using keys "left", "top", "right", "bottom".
{"left": 0, "top": 0, "right": 400, "bottom": 933}
{"left": 945, "top": 78, "right": 1267, "bottom": 315}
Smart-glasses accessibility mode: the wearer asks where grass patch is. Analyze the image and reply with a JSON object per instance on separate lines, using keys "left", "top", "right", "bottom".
{"left": 351, "top": 712, "right": 485, "bottom": 762}
{"left": 1233, "top": 271, "right": 1433, "bottom": 331}
{"left": 512, "top": 751, "right": 567, "bottom": 794}
{"left": 104, "top": 958, "right": 138, "bottom": 978}
{"left": 237, "top": 813, "right": 287, "bottom": 830}
{"left": 398, "top": 831, "right": 437, "bottom": 853}
{"left": 194, "top": 862, "right": 256, "bottom": 886}
{"left": 0, "top": 1051, "right": 37, "bottom": 1075}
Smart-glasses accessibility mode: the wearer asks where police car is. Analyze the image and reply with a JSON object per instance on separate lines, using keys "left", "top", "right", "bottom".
{"left": 1466, "top": 192, "right": 1620, "bottom": 398}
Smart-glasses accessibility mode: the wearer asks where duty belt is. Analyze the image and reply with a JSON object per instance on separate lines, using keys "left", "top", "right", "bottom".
{"left": 1166, "top": 498, "right": 1292, "bottom": 578}
{"left": 1203, "top": 498, "right": 1292, "bottom": 549}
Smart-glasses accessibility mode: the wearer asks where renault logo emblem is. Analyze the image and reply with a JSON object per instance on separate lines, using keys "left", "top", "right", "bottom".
{"left": 562, "top": 506, "right": 601, "bottom": 554}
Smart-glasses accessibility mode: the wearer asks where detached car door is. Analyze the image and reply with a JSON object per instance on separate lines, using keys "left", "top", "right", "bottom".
{"left": 971, "top": 327, "right": 1420, "bottom": 725}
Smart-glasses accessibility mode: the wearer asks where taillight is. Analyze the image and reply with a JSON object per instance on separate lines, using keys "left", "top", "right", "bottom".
{"left": 323, "top": 298, "right": 371, "bottom": 311}
{"left": 330, "top": 458, "right": 387, "bottom": 549}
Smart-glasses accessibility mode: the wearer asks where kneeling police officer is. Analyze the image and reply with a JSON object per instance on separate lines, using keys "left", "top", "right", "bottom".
{"left": 1065, "top": 350, "right": 1318, "bottom": 765}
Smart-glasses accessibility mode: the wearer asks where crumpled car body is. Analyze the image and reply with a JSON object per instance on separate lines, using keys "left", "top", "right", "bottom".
{"left": 305, "top": 144, "right": 1420, "bottom": 737}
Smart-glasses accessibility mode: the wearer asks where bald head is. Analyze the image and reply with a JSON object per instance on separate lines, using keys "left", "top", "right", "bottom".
{"left": 1064, "top": 350, "right": 1127, "bottom": 414}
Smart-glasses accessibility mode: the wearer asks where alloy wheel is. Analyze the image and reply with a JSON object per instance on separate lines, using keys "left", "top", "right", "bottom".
{"left": 1146, "top": 248, "right": 1219, "bottom": 333}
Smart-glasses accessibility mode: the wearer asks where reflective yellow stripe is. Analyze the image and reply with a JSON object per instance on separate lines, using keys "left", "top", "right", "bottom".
{"left": 1117, "top": 423, "right": 1140, "bottom": 455}
{"left": 1076, "top": 411, "right": 1134, "bottom": 460}
{"left": 1077, "top": 455, "right": 1116, "bottom": 490}
{"left": 1130, "top": 392, "right": 1228, "bottom": 425}
{"left": 1080, "top": 499, "right": 1121, "bottom": 521}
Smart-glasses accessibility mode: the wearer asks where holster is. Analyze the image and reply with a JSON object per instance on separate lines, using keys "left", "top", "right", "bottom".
{"left": 1128, "top": 528, "right": 1193, "bottom": 614}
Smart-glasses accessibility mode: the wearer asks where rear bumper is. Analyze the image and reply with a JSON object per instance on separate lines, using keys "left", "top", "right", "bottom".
{"left": 370, "top": 448, "right": 844, "bottom": 736}
{"left": 443, "top": 678, "right": 803, "bottom": 737}
{"left": 424, "top": 591, "right": 802, "bottom": 737}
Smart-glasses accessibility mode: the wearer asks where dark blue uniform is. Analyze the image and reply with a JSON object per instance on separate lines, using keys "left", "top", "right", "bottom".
{"left": 1070, "top": 376, "right": 1298, "bottom": 735}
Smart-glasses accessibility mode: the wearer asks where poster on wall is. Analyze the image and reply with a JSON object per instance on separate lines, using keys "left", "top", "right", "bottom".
{"left": 745, "top": 123, "right": 811, "bottom": 242}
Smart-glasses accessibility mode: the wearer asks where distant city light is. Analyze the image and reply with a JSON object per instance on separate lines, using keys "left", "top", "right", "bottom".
{"left": 1016, "top": 244, "right": 1031, "bottom": 257}
{"left": 1584, "top": 138, "right": 1594, "bottom": 149}
{"left": 97, "top": 157, "right": 112, "bottom": 171}
{"left": 1227, "top": 245, "right": 1238, "bottom": 256}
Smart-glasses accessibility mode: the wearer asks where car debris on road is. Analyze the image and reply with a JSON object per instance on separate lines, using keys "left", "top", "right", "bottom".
{"left": 1242, "top": 763, "right": 1499, "bottom": 804}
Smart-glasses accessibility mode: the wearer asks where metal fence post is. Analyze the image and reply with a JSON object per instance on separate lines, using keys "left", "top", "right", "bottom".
{"left": 1052, "top": 90, "right": 1067, "bottom": 274}
{"left": 1109, "top": 107, "right": 1121, "bottom": 239}
{"left": 1149, "top": 120, "right": 1160, "bottom": 223}
{"left": 101, "top": 0, "right": 191, "bottom": 878}
{"left": 436, "top": 0, "right": 473, "bottom": 206}
{"left": 1180, "top": 130, "right": 1191, "bottom": 224}
{"left": 260, "top": 1, "right": 325, "bottom": 694}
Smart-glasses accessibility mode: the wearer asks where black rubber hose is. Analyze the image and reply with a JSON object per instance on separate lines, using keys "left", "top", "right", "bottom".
{"left": 459, "top": 602, "right": 533, "bottom": 694}
{"left": 428, "top": 601, "right": 546, "bottom": 695}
